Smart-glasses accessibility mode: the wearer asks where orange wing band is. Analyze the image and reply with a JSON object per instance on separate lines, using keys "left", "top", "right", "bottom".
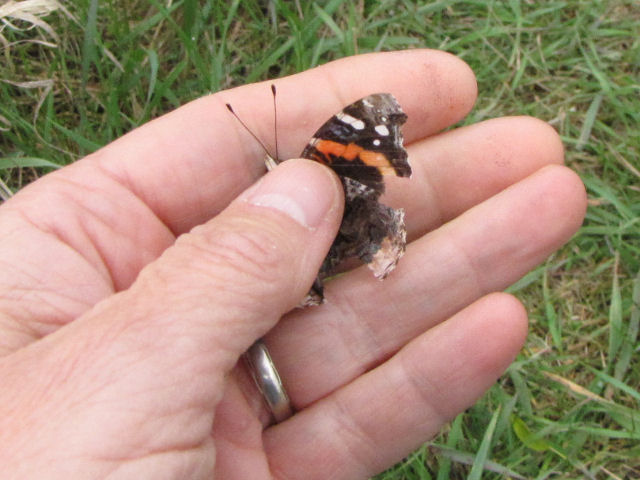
{"left": 314, "top": 140, "right": 394, "bottom": 174}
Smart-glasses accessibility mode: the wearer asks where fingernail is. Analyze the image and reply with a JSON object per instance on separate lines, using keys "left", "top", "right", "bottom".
{"left": 243, "top": 160, "right": 339, "bottom": 229}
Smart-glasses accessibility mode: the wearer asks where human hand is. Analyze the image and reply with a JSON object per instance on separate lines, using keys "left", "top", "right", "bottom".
{"left": 0, "top": 50, "right": 586, "bottom": 479}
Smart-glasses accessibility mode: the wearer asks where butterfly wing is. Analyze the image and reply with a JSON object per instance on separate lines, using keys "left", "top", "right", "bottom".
{"left": 300, "top": 93, "right": 410, "bottom": 194}
{"left": 299, "top": 93, "right": 411, "bottom": 306}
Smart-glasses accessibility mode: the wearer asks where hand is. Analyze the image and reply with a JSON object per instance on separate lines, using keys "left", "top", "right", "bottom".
{"left": 0, "top": 50, "right": 586, "bottom": 479}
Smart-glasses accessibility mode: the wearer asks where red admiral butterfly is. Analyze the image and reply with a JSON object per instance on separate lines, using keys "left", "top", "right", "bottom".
{"left": 227, "top": 88, "right": 411, "bottom": 306}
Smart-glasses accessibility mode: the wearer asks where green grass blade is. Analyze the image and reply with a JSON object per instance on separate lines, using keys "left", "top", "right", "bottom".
{"left": 576, "top": 93, "right": 603, "bottom": 151}
{"left": 436, "top": 414, "right": 463, "bottom": 480}
{"left": 543, "top": 267, "right": 563, "bottom": 350}
{"left": 588, "top": 366, "right": 640, "bottom": 403}
{"left": 511, "top": 415, "right": 552, "bottom": 452}
{"left": 430, "top": 444, "right": 527, "bottom": 480}
{"left": 0, "top": 157, "right": 62, "bottom": 170}
{"left": 145, "top": 49, "right": 159, "bottom": 107}
{"left": 313, "top": 3, "right": 345, "bottom": 43}
{"left": 182, "top": 0, "right": 197, "bottom": 39}
{"left": 52, "top": 122, "right": 102, "bottom": 152}
{"left": 608, "top": 253, "right": 623, "bottom": 370}
{"left": 614, "top": 267, "right": 640, "bottom": 381}
{"left": 468, "top": 406, "right": 500, "bottom": 480}
{"left": 246, "top": 36, "right": 297, "bottom": 83}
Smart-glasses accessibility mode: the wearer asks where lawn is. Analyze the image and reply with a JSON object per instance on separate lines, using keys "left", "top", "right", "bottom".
{"left": 1, "top": 1, "right": 639, "bottom": 478}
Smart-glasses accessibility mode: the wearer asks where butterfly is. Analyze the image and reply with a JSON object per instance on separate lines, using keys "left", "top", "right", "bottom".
{"left": 227, "top": 88, "right": 411, "bottom": 305}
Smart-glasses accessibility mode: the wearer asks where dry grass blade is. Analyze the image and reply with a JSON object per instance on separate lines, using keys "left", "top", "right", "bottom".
{"left": 0, "top": 112, "right": 9, "bottom": 132}
{"left": 0, "top": 0, "right": 61, "bottom": 38}
{"left": 0, "top": 0, "right": 70, "bottom": 57}
{"left": 0, "top": 177, "right": 13, "bottom": 201}
{"left": 542, "top": 371, "right": 613, "bottom": 405}
{"left": 0, "top": 0, "right": 62, "bottom": 17}
{"left": 0, "top": 1, "right": 65, "bottom": 124}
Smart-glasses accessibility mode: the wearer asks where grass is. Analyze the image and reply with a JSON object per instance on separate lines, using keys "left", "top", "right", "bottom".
{"left": 1, "top": 0, "right": 639, "bottom": 478}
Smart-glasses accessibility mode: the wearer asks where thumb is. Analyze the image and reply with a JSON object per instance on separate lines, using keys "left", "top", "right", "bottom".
{"left": 139, "top": 157, "right": 344, "bottom": 351}
{"left": 127, "top": 157, "right": 344, "bottom": 365}
{"left": 0, "top": 159, "right": 343, "bottom": 476}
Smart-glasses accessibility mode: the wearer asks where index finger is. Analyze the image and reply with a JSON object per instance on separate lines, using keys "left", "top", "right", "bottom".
{"left": 83, "top": 49, "right": 477, "bottom": 234}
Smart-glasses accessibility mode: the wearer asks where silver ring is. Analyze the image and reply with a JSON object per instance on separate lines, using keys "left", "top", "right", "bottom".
{"left": 243, "top": 339, "right": 293, "bottom": 423}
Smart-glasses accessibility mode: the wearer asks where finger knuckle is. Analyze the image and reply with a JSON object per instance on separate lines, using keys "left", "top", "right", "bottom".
{"left": 179, "top": 219, "right": 292, "bottom": 287}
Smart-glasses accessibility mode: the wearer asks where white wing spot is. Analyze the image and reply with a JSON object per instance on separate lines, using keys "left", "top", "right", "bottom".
{"left": 380, "top": 115, "right": 388, "bottom": 122}
{"left": 375, "top": 124, "right": 390, "bottom": 136}
{"left": 337, "top": 112, "right": 365, "bottom": 130}
{"left": 373, "top": 139, "right": 381, "bottom": 146}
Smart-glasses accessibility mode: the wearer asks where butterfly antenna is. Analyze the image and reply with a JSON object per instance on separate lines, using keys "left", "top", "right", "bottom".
{"left": 225, "top": 103, "right": 272, "bottom": 157}
{"left": 271, "top": 84, "right": 279, "bottom": 162}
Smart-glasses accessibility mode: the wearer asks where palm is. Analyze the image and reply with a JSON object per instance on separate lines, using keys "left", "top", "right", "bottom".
{"left": 0, "top": 51, "right": 585, "bottom": 479}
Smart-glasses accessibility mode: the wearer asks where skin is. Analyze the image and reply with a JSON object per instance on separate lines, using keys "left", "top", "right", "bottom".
{"left": 0, "top": 50, "right": 586, "bottom": 479}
